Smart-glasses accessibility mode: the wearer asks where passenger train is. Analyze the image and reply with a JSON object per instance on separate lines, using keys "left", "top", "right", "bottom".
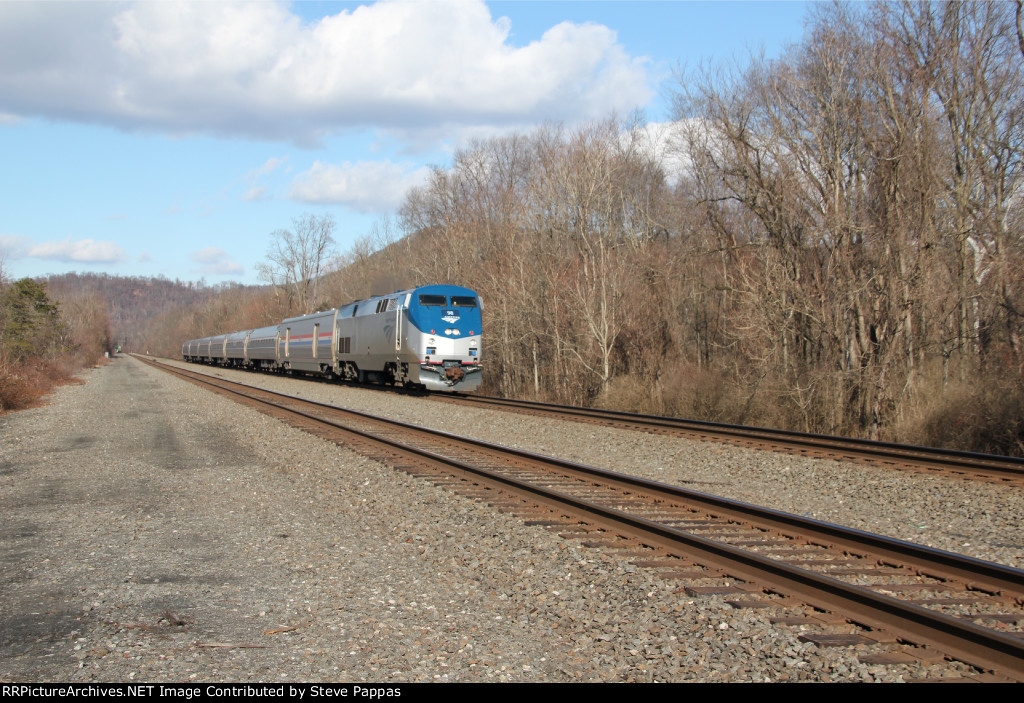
{"left": 182, "top": 284, "right": 482, "bottom": 392}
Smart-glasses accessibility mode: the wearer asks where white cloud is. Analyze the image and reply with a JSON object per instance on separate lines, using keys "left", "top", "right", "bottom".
{"left": 288, "top": 160, "right": 431, "bottom": 212}
{"left": 243, "top": 186, "right": 269, "bottom": 202}
{"left": 247, "top": 157, "right": 288, "bottom": 180}
{"left": 27, "top": 237, "right": 127, "bottom": 264}
{"left": 0, "top": 1, "right": 652, "bottom": 146}
{"left": 242, "top": 156, "right": 288, "bottom": 201}
{"left": 190, "top": 246, "right": 244, "bottom": 275}
{"left": 0, "top": 234, "right": 32, "bottom": 259}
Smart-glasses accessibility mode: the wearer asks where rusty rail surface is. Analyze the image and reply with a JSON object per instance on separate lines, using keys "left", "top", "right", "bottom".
{"left": 142, "top": 356, "right": 1024, "bottom": 681}
{"left": 435, "top": 393, "right": 1024, "bottom": 486}
{"left": 162, "top": 352, "right": 1024, "bottom": 485}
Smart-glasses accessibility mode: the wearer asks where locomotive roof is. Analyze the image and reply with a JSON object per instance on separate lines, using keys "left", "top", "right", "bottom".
{"left": 280, "top": 284, "right": 477, "bottom": 323}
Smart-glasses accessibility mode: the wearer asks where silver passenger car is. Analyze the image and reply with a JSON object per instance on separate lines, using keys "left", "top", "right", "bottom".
{"left": 183, "top": 284, "right": 482, "bottom": 392}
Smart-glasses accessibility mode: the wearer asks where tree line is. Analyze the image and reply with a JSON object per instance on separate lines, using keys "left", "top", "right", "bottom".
{"left": 145, "top": 1, "right": 1021, "bottom": 455}
{"left": 0, "top": 266, "right": 114, "bottom": 412}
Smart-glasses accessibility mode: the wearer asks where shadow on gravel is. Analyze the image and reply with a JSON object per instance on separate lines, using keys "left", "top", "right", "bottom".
{"left": 48, "top": 435, "right": 97, "bottom": 453}
{"left": 0, "top": 523, "right": 40, "bottom": 585}
{"left": 0, "top": 609, "right": 86, "bottom": 658}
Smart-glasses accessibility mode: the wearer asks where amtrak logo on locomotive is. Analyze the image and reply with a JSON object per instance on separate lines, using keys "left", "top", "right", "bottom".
{"left": 441, "top": 310, "right": 460, "bottom": 324}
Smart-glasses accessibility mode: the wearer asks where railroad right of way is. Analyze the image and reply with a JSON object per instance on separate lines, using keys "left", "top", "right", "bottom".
{"left": 159, "top": 357, "right": 1024, "bottom": 573}
{"left": 2, "top": 354, "right": 970, "bottom": 683}
{"left": 144, "top": 358, "right": 1024, "bottom": 681}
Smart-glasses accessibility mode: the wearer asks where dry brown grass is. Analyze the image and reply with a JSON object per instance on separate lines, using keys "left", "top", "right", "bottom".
{"left": 593, "top": 360, "right": 1024, "bottom": 457}
{"left": 0, "top": 356, "right": 86, "bottom": 415}
{"left": 597, "top": 363, "right": 758, "bottom": 425}
{"left": 897, "top": 370, "right": 1024, "bottom": 457}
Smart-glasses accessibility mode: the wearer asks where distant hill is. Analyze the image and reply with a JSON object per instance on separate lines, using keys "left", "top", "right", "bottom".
{"left": 40, "top": 273, "right": 234, "bottom": 349}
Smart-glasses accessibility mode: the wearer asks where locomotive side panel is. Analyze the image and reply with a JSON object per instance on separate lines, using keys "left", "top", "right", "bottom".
{"left": 332, "top": 303, "right": 360, "bottom": 379}
{"left": 358, "top": 294, "right": 404, "bottom": 381}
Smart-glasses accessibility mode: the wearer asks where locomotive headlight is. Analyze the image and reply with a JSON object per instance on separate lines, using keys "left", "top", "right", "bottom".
{"left": 444, "top": 329, "right": 452, "bottom": 335}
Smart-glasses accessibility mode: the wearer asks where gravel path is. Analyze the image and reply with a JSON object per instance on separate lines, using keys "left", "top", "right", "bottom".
{"left": 1, "top": 355, "right": 1019, "bottom": 682}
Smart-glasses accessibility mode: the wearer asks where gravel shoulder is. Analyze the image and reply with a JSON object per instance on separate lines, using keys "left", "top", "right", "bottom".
{"left": 1, "top": 355, "right": 1018, "bottom": 683}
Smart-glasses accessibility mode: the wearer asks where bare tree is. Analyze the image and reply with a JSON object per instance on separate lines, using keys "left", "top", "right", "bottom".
{"left": 1016, "top": 0, "right": 1024, "bottom": 60}
{"left": 257, "top": 214, "right": 337, "bottom": 314}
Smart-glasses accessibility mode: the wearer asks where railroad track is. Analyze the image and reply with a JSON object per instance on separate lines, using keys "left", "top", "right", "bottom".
{"left": 433, "top": 393, "right": 1024, "bottom": 487}
{"left": 141, "top": 357, "right": 1024, "bottom": 681}
{"left": 154, "top": 354, "right": 1024, "bottom": 486}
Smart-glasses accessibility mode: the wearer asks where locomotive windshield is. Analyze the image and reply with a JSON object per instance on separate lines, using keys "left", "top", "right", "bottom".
{"left": 418, "top": 294, "right": 447, "bottom": 306}
{"left": 451, "top": 296, "right": 477, "bottom": 307}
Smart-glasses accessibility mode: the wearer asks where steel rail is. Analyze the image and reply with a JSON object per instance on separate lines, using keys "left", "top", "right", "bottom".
{"left": 150, "top": 357, "right": 1024, "bottom": 592}
{"left": 144, "top": 357, "right": 1024, "bottom": 680}
{"left": 159, "top": 353, "right": 1024, "bottom": 480}
{"left": 445, "top": 393, "right": 1024, "bottom": 481}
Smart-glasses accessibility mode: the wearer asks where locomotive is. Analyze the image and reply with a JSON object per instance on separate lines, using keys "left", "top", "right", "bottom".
{"left": 182, "top": 284, "right": 482, "bottom": 392}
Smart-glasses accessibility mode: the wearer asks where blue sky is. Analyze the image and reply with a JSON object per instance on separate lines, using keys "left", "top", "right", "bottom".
{"left": 0, "top": 0, "right": 809, "bottom": 286}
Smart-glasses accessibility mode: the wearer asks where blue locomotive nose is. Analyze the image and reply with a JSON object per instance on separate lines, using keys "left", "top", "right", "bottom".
{"left": 406, "top": 288, "right": 482, "bottom": 337}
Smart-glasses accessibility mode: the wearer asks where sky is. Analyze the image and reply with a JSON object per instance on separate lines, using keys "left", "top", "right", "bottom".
{"left": 0, "top": 0, "right": 810, "bottom": 286}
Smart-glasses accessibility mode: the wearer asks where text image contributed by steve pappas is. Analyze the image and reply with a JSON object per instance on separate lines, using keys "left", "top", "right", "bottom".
{"left": 1, "top": 684, "right": 406, "bottom": 698}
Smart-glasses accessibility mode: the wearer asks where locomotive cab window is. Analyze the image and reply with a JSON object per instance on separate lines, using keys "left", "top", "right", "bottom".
{"left": 418, "top": 294, "right": 446, "bottom": 306}
{"left": 451, "top": 296, "right": 477, "bottom": 307}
